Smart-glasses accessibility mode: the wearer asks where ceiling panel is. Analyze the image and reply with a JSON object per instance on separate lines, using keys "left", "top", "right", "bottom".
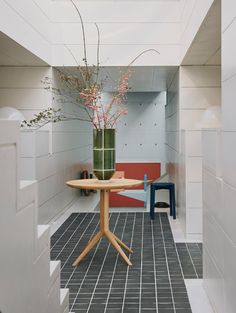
{"left": 182, "top": 0, "right": 221, "bottom": 66}
{"left": 0, "top": 32, "right": 47, "bottom": 66}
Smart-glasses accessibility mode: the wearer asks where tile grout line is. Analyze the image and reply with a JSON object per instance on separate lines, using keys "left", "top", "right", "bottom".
{"left": 151, "top": 219, "right": 159, "bottom": 313}
{"left": 65, "top": 214, "right": 101, "bottom": 289}
{"left": 70, "top": 213, "right": 116, "bottom": 312}
{"left": 61, "top": 213, "right": 99, "bottom": 271}
{"left": 121, "top": 212, "right": 136, "bottom": 313}
{"left": 85, "top": 213, "right": 122, "bottom": 313}
{"left": 51, "top": 212, "right": 199, "bottom": 313}
{"left": 186, "top": 243, "right": 199, "bottom": 279}
{"left": 175, "top": 244, "right": 190, "bottom": 279}
{"left": 138, "top": 212, "right": 144, "bottom": 313}
{"left": 103, "top": 212, "right": 130, "bottom": 313}
{"left": 69, "top": 215, "right": 106, "bottom": 313}
{"left": 51, "top": 213, "right": 81, "bottom": 250}
{"left": 54, "top": 213, "right": 90, "bottom": 260}
{"left": 160, "top": 214, "right": 176, "bottom": 313}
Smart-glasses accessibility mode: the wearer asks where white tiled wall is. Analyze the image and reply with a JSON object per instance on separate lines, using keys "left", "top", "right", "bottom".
{"left": 202, "top": 2, "right": 236, "bottom": 312}
{"left": 116, "top": 92, "right": 166, "bottom": 171}
{"left": 166, "top": 66, "right": 221, "bottom": 238}
{"left": 0, "top": 66, "right": 93, "bottom": 224}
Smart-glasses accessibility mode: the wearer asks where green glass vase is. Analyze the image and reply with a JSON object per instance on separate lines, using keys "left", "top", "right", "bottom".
{"left": 93, "top": 128, "right": 115, "bottom": 180}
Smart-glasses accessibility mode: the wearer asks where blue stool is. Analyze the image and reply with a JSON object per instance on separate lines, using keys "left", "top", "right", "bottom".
{"left": 150, "top": 182, "right": 176, "bottom": 219}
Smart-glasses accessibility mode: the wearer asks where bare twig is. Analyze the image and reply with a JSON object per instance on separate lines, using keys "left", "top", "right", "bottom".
{"left": 70, "top": 0, "right": 89, "bottom": 80}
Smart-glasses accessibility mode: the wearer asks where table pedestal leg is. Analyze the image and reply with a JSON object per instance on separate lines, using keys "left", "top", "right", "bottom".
{"left": 73, "top": 189, "right": 133, "bottom": 267}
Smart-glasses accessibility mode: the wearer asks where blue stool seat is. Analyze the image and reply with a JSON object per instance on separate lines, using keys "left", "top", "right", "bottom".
{"left": 150, "top": 182, "right": 176, "bottom": 219}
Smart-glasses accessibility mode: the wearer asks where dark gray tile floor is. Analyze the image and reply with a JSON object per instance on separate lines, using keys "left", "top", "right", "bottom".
{"left": 51, "top": 213, "right": 196, "bottom": 313}
{"left": 176, "top": 243, "right": 202, "bottom": 279}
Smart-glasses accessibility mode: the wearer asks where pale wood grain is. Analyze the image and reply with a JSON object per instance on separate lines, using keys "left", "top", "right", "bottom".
{"left": 67, "top": 178, "right": 142, "bottom": 266}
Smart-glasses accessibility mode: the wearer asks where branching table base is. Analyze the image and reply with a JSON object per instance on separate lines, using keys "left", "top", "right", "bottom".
{"left": 73, "top": 190, "right": 133, "bottom": 266}
{"left": 66, "top": 179, "right": 142, "bottom": 267}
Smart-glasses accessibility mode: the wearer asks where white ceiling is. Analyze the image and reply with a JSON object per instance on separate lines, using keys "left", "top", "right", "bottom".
{"left": 182, "top": 0, "right": 221, "bottom": 65}
{"left": 58, "top": 66, "right": 178, "bottom": 92}
{"left": 0, "top": 32, "right": 47, "bottom": 66}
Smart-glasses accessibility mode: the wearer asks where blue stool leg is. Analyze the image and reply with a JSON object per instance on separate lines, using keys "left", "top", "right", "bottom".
{"left": 150, "top": 185, "right": 155, "bottom": 220}
{"left": 172, "top": 185, "right": 176, "bottom": 219}
{"left": 169, "top": 186, "right": 173, "bottom": 217}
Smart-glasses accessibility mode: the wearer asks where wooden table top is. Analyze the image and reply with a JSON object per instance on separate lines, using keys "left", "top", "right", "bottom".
{"left": 66, "top": 178, "right": 143, "bottom": 190}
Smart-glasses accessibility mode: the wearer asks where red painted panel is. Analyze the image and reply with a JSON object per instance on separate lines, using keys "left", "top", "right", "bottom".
{"left": 109, "top": 162, "right": 160, "bottom": 207}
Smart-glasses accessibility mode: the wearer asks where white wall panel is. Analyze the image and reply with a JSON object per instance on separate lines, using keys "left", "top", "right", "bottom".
{"left": 222, "top": 0, "right": 236, "bottom": 31}
{"left": 221, "top": 182, "right": 236, "bottom": 247}
{"left": 223, "top": 234, "right": 236, "bottom": 313}
{"left": 203, "top": 247, "right": 225, "bottom": 313}
{"left": 222, "top": 74, "right": 236, "bottom": 131}
{"left": 186, "top": 182, "right": 202, "bottom": 207}
{"left": 204, "top": 3, "right": 236, "bottom": 310}
{"left": 202, "top": 129, "right": 221, "bottom": 176}
{"left": 184, "top": 131, "right": 202, "bottom": 156}
{"left": 222, "top": 19, "right": 236, "bottom": 81}
{"left": 180, "top": 66, "right": 221, "bottom": 88}
{"left": 168, "top": 66, "right": 220, "bottom": 238}
{"left": 222, "top": 131, "right": 236, "bottom": 189}
{"left": 180, "top": 109, "right": 205, "bottom": 130}
{"left": 203, "top": 169, "right": 222, "bottom": 225}
{"left": 186, "top": 157, "right": 202, "bottom": 182}
{"left": 203, "top": 211, "right": 224, "bottom": 274}
{"left": 0, "top": 67, "right": 51, "bottom": 88}
{"left": 0, "top": 88, "right": 51, "bottom": 110}
{"left": 186, "top": 208, "right": 202, "bottom": 234}
{"left": 180, "top": 87, "right": 221, "bottom": 109}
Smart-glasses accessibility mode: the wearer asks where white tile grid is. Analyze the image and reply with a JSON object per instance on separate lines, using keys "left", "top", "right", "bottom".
{"left": 138, "top": 212, "right": 144, "bottom": 313}
{"left": 50, "top": 213, "right": 82, "bottom": 250}
{"left": 159, "top": 216, "right": 177, "bottom": 313}
{"left": 52, "top": 211, "right": 213, "bottom": 313}
{"left": 167, "top": 218, "right": 214, "bottom": 313}
{"left": 66, "top": 213, "right": 142, "bottom": 313}
{"left": 68, "top": 215, "right": 103, "bottom": 312}
{"left": 51, "top": 197, "right": 213, "bottom": 313}
{"left": 84, "top": 214, "right": 121, "bottom": 313}
{"left": 54, "top": 213, "right": 176, "bottom": 313}
{"left": 104, "top": 213, "right": 133, "bottom": 313}
{"left": 120, "top": 212, "right": 136, "bottom": 313}
{"left": 65, "top": 214, "right": 102, "bottom": 292}
{"left": 50, "top": 193, "right": 99, "bottom": 236}
{"left": 151, "top": 217, "right": 159, "bottom": 312}
{"left": 182, "top": 244, "right": 199, "bottom": 279}
{"left": 59, "top": 214, "right": 98, "bottom": 272}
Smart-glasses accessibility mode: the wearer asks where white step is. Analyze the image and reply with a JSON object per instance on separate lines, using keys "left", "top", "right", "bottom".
{"left": 50, "top": 260, "right": 61, "bottom": 287}
{"left": 60, "top": 288, "right": 69, "bottom": 313}
{"left": 36, "top": 225, "right": 50, "bottom": 258}
{"left": 19, "top": 180, "right": 36, "bottom": 211}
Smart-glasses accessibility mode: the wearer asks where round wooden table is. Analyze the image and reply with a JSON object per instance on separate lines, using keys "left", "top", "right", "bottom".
{"left": 66, "top": 178, "right": 143, "bottom": 266}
